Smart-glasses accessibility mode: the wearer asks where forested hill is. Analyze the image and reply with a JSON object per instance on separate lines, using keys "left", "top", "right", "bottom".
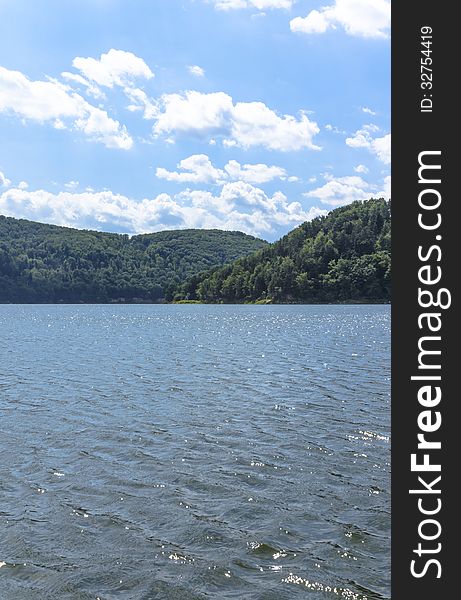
{"left": 0, "top": 216, "right": 267, "bottom": 303}
{"left": 175, "top": 199, "right": 391, "bottom": 304}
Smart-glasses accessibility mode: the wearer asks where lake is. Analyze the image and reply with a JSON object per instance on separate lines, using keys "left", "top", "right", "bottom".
{"left": 0, "top": 305, "right": 390, "bottom": 599}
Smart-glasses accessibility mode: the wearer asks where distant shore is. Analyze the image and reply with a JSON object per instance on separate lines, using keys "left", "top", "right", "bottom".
{"left": 0, "top": 299, "right": 391, "bottom": 306}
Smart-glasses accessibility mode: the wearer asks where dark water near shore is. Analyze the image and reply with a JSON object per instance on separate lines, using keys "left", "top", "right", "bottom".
{"left": 0, "top": 305, "right": 390, "bottom": 600}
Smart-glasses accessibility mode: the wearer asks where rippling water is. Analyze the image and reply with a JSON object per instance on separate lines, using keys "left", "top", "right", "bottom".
{"left": 0, "top": 305, "right": 390, "bottom": 599}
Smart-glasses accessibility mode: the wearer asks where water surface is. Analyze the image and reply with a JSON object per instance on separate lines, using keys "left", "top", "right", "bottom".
{"left": 0, "top": 305, "right": 390, "bottom": 599}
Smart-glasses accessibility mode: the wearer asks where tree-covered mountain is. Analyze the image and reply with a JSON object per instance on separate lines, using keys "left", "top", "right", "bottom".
{"left": 0, "top": 216, "right": 268, "bottom": 303}
{"left": 174, "top": 199, "right": 390, "bottom": 304}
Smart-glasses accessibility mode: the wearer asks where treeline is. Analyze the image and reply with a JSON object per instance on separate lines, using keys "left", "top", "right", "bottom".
{"left": 174, "top": 199, "right": 391, "bottom": 304}
{"left": 0, "top": 216, "right": 267, "bottom": 303}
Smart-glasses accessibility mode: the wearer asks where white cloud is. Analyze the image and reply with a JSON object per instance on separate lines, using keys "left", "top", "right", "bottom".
{"left": 70, "top": 49, "right": 156, "bottom": 120}
{"left": 53, "top": 119, "right": 66, "bottom": 130}
{"left": 345, "top": 124, "right": 378, "bottom": 148}
{"left": 354, "top": 164, "right": 369, "bottom": 174}
{"left": 156, "top": 154, "right": 289, "bottom": 185}
{"left": 64, "top": 180, "right": 79, "bottom": 190}
{"left": 0, "top": 187, "right": 175, "bottom": 233}
{"left": 346, "top": 126, "right": 390, "bottom": 164}
{"left": 18, "top": 181, "right": 29, "bottom": 190}
{"left": 211, "top": 0, "right": 293, "bottom": 10}
{"left": 154, "top": 91, "right": 231, "bottom": 136}
{"left": 1, "top": 181, "right": 326, "bottom": 238}
{"left": 124, "top": 87, "right": 158, "bottom": 119}
{"left": 305, "top": 174, "right": 373, "bottom": 206}
{"left": 231, "top": 101, "right": 320, "bottom": 151}
{"left": 361, "top": 106, "right": 377, "bottom": 115}
{"left": 224, "top": 160, "right": 287, "bottom": 184}
{"left": 325, "top": 123, "right": 346, "bottom": 134}
{"left": 0, "top": 171, "right": 11, "bottom": 188}
{"left": 305, "top": 173, "right": 390, "bottom": 207}
{"left": 178, "top": 182, "right": 326, "bottom": 235}
{"left": 0, "top": 67, "right": 84, "bottom": 122}
{"left": 156, "top": 154, "right": 227, "bottom": 184}
{"left": 212, "top": 0, "right": 248, "bottom": 8}
{"left": 291, "top": 10, "right": 330, "bottom": 34}
{"left": 75, "top": 106, "right": 133, "bottom": 149}
{"left": 61, "top": 71, "right": 105, "bottom": 99}
{"left": 371, "top": 133, "right": 391, "bottom": 164}
{"left": 0, "top": 65, "right": 132, "bottom": 149}
{"left": 380, "top": 175, "right": 391, "bottom": 199}
{"left": 290, "top": 0, "right": 391, "bottom": 39}
{"left": 153, "top": 91, "right": 320, "bottom": 151}
{"left": 188, "top": 65, "right": 205, "bottom": 77}
{"left": 72, "top": 49, "right": 154, "bottom": 89}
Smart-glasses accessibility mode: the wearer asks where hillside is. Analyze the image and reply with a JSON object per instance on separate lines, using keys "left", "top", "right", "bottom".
{"left": 0, "top": 217, "right": 267, "bottom": 303}
{"left": 174, "top": 199, "right": 391, "bottom": 304}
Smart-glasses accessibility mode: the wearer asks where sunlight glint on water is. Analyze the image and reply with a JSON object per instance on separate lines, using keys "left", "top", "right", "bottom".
{"left": 0, "top": 304, "right": 390, "bottom": 599}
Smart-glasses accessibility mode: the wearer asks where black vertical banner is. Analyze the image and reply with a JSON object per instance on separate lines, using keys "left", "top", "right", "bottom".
{"left": 392, "top": 2, "right": 456, "bottom": 598}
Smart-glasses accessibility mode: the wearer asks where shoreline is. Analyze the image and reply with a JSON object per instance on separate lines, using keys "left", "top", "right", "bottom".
{"left": 0, "top": 300, "right": 391, "bottom": 306}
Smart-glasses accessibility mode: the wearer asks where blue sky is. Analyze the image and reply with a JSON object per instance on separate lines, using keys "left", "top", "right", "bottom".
{"left": 0, "top": 0, "right": 390, "bottom": 241}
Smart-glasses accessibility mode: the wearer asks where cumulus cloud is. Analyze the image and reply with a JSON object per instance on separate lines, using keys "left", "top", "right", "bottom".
{"left": 325, "top": 123, "right": 346, "bottom": 134}
{"left": 230, "top": 101, "right": 320, "bottom": 151}
{"left": 69, "top": 49, "right": 156, "bottom": 119}
{"left": 0, "top": 187, "right": 176, "bottom": 234}
{"left": 64, "top": 180, "right": 79, "bottom": 190}
{"left": 291, "top": 9, "right": 330, "bottom": 34}
{"left": 371, "top": 133, "right": 391, "bottom": 164}
{"left": 61, "top": 71, "right": 105, "bottom": 100}
{"left": 210, "top": 0, "right": 293, "bottom": 10}
{"left": 153, "top": 91, "right": 320, "bottom": 151}
{"left": 124, "top": 87, "right": 158, "bottom": 119}
{"left": 290, "top": 0, "right": 391, "bottom": 39}
{"left": 224, "top": 160, "right": 287, "bottom": 184}
{"left": 362, "top": 106, "right": 377, "bottom": 115}
{"left": 188, "top": 65, "right": 205, "bottom": 77}
{"left": 0, "top": 65, "right": 132, "bottom": 149}
{"left": 156, "top": 154, "right": 289, "bottom": 185}
{"left": 178, "top": 182, "right": 327, "bottom": 235}
{"left": 304, "top": 175, "right": 372, "bottom": 206}
{"left": 153, "top": 91, "right": 231, "bottom": 137}
{"left": 156, "top": 154, "right": 227, "bottom": 184}
{"left": 72, "top": 49, "right": 154, "bottom": 89}
{"left": 354, "top": 164, "right": 369, "bottom": 174}
{"left": 1, "top": 181, "right": 326, "bottom": 238}
{"left": 345, "top": 123, "right": 378, "bottom": 147}
{"left": 304, "top": 173, "right": 390, "bottom": 207}
{"left": 346, "top": 126, "right": 391, "bottom": 164}
{"left": 0, "top": 171, "right": 11, "bottom": 188}
{"left": 5, "top": 50, "right": 318, "bottom": 152}
{"left": 381, "top": 175, "right": 391, "bottom": 199}
{"left": 0, "top": 66, "right": 86, "bottom": 122}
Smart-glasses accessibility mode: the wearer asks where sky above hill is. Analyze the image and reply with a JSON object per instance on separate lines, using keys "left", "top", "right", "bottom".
{"left": 0, "top": 0, "right": 390, "bottom": 241}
